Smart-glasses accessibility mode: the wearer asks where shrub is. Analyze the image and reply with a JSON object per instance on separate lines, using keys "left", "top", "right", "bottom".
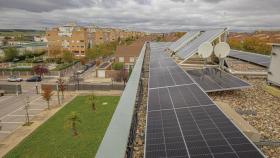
{"left": 112, "top": 62, "right": 124, "bottom": 70}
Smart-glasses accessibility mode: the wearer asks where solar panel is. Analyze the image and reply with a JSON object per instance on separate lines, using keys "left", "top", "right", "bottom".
{"left": 145, "top": 42, "right": 265, "bottom": 158}
{"left": 229, "top": 50, "right": 271, "bottom": 68}
{"left": 176, "top": 29, "right": 226, "bottom": 60}
{"left": 168, "top": 31, "right": 200, "bottom": 52}
{"left": 186, "top": 68, "right": 251, "bottom": 92}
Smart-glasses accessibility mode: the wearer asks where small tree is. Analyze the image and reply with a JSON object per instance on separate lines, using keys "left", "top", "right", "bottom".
{"left": 87, "top": 94, "right": 96, "bottom": 111}
{"left": 4, "top": 47, "right": 18, "bottom": 61}
{"left": 41, "top": 85, "right": 53, "bottom": 109}
{"left": 62, "top": 50, "right": 74, "bottom": 63}
{"left": 65, "top": 112, "right": 81, "bottom": 136}
{"left": 24, "top": 96, "right": 31, "bottom": 126}
{"left": 57, "top": 78, "right": 66, "bottom": 101}
{"left": 33, "top": 65, "right": 49, "bottom": 77}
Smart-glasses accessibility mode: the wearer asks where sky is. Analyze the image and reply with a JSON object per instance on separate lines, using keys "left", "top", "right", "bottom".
{"left": 0, "top": 0, "right": 279, "bottom": 32}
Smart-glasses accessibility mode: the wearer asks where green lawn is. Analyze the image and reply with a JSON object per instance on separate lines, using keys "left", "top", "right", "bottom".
{"left": 4, "top": 96, "right": 120, "bottom": 158}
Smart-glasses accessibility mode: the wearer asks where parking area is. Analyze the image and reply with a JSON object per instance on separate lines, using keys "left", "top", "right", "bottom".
{"left": 0, "top": 81, "right": 60, "bottom": 141}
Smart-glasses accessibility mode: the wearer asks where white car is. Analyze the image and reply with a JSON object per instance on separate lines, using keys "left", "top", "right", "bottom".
{"left": 76, "top": 69, "right": 85, "bottom": 74}
{"left": 7, "top": 76, "right": 23, "bottom": 82}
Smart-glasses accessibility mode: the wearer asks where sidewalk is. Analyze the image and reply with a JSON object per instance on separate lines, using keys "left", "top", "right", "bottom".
{"left": 0, "top": 92, "right": 77, "bottom": 157}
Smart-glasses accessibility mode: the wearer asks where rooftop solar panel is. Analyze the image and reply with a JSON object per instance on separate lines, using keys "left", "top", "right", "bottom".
{"left": 229, "top": 50, "right": 271, "bottom": 67}
{"left": 176, "top": 29, "right": 226, "bottom": 60}
{"left": 187, "top": 68, "right": 251, "bottom": 92}
{"left": 145, "top": 42, "right": 265, "bottom": 158}
{"left": 168, "top": 31, "right": 200, "bottom": 52}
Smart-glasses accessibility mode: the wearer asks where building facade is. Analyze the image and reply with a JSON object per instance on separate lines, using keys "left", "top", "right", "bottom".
{"left": 46, "top": 24, "right": 92, "bottom": 58}
{"left": 46, "top": 24, "right": 146, "bottom": 58}
{"left": 115, "top": 42, "right": 144, "bottom": 70}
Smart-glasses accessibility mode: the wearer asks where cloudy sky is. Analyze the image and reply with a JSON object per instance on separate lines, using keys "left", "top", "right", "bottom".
{"left": 0, "top": 0, "right": 279, "bottom": 32}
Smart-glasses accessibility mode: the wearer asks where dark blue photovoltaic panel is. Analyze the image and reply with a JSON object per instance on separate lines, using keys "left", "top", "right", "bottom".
{"left": 168, "top": 31, "right": 200, "bottom": 52}
{"left": 229, "top": 50, "right": 271, "bottom": 68}
{"left": 176, "top": 29, "right": 226, "bottom": 60}
{"left": 145, "top": 42, "right": 265, "bottom": 158}
{"left": 187, "top": 68, "right": 251, "bottom": 92}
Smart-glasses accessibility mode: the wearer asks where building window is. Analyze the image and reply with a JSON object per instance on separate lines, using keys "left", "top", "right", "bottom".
{"left": 129, "top": 57, "right": 134, "bottom": 63}
{"left": 119, "top": 57, "right": 124, "bottom": 62}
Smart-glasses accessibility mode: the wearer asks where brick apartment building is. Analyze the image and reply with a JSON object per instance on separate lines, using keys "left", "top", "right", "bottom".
{"left": 115, "top": 41, "right": 145, "bottom": 70}
{"left": 46, "top": 23, "right": 146, "bottom": 58}
{"left": 46, "top": 23, "right": 92, "bottom": 58}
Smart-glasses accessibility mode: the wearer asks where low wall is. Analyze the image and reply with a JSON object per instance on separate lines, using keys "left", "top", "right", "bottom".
{"left": 0, "top": 84, "right": 22, "bottom": 94}
{"left": 41, "top": 83, "right": 124, "bottom": 91}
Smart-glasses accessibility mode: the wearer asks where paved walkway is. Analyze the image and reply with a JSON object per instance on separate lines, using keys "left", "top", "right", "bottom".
{"left": 0, "top": 92, "right": 76, "bottom": 157}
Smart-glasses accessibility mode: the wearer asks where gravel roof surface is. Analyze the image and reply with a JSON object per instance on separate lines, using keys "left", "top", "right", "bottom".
{"left": 209, "top": 78, "right": 280, "bottom": 158}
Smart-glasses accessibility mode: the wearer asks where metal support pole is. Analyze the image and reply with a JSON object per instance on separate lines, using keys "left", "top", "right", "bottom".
{"left": 57, "top": 83, "right": 60, "bottom": 105}
{"left": 77, "top": 74, "right": 80, "bottom": 90}
{"left": 35, "top": 82, "right": 38, "bottom": 94}
{"left": 16, "top": 84, "right": 19, "bottom": 96}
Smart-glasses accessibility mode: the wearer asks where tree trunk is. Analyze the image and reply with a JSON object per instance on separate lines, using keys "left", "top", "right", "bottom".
{"left": 62, "top": 91, "right": 64, "bottom": 102}
{"left": 72, "top": 121, "right": 78, "bottom": 136}
{"left": 92, "top": 103, "right": 96, "bottom": 111}
{"left": 47, "top": 101, "right": 50, "bottom": 109}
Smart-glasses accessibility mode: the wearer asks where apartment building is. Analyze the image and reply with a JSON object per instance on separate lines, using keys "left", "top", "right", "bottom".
{"left": 46, "top": 23, "right": 92, "bottom": 58}
{"left": 47, "top": 23, "right": 146, "bottom": 58}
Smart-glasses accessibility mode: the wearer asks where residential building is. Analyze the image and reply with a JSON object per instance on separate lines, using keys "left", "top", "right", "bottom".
{"left": 95, "top": 61, "right": 112, "bottom": 78}
{"left": 115, "top": 41, "right": 145, "bottom": 70}
{"left": 46, "top": 23, "right": 93, "bottom": 58}
{"left": 46, "top": 23, "right": 146, "bottom": 58}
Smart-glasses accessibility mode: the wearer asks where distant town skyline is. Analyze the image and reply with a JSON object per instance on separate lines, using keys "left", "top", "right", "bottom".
{"left": 0, "top": 0, "right": 279, "bottom": 32}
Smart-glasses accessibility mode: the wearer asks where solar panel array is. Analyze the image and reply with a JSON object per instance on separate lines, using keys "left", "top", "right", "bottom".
{"left": 168, "top": 31, "right": 200, "bottom": 53}
{"left": 187, "top": 68, "right": 251, "bottom": 92}
{"left": 229, "top": 50, "right": 271, "bottom": 68}
{"left": 176, "top": 29, "right": 226, "bottom": 60}
{"left": 145, "top": 42, "right": 265, "bottom": 158}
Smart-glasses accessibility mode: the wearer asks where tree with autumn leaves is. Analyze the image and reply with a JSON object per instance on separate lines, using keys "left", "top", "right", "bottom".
{"left": 41, "top": 85, "right": 53, "bottom": 109}
{"left": 228, "top": 37, "right": 272, "bottom": 55}
{"left": 32, "top": 65, "right": 49, "bottom": 78}
{"left": 57, "top": 78, "right": 66, "bottom": 102}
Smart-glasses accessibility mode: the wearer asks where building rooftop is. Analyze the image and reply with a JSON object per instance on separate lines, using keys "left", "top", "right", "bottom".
{"left": 115, "top": 41, "right": 145, "bottom": 57}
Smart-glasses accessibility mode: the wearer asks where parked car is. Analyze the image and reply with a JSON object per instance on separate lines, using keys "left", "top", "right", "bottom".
{"left": 26, "top": 76, "right": 42, "bottom": 82}
{"left": 76, "top": 69, "right": 85, "bottom": 75}
{"left": 7, "top": 76, "right": 23, "bottom": 82}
